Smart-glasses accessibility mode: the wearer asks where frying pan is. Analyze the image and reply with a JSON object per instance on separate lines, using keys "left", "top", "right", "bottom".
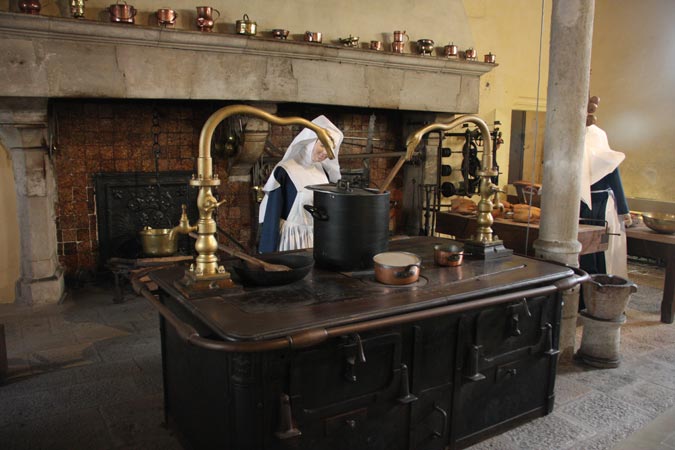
{"left": 232, "top": 254, "right": 314, "bottom": 287}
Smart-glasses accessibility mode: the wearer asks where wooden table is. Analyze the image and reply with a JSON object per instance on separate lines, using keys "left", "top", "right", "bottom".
{"left": 626, "top": 225, "right": 675, "bottom": 323}
{"left": 436, "top": 212, "right": 609, "bottom": 257}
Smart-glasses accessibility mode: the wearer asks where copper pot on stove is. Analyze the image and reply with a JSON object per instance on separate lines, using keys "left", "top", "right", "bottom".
{"left": 434, "top": 243, "right": 464, "bottom": 267}
{"left": 373, "top": 252, "right": 421, "bottom": 285}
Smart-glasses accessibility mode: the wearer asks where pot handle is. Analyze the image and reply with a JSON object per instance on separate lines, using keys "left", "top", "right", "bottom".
{"left": 395, "top": 264, "right": 419, "bottom": 279}
{"left": 304, "top": 205, "right": 329, "bottom": 221}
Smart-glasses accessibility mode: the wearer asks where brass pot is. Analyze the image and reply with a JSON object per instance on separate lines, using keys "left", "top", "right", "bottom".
{"left": 373, "top": 252, "right": 421, "bottom": 285}
{"left": 339, "top": 35, "right": 360, "bottom": 47}
{"left": 139, "top": 227, "right": 178, "bottom": 256}
{"left": 433, "top": 243, "right": 464, "bottom": 267}
{"left": 236, "top": 14, "right": 257, "bottom": 35}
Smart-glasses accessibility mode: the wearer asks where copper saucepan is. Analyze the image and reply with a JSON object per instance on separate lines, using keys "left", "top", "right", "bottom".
{"left": 373, "top": 251, "right": 421, "bottom": 285}
{"left": 433, "top": 243, "right": 464, "bottom": 267}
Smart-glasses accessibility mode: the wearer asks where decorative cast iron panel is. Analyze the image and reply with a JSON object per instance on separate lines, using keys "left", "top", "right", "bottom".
{"left": 95, "top": 172, "right": 198, "bottom": 263}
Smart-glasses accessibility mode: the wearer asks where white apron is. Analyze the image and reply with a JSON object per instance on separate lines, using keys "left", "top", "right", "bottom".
{"left": 598, "top": 189, "right": 628, "bottom": 279}
{"left": 276, "top": 159, "right": 329, "bottom": 252}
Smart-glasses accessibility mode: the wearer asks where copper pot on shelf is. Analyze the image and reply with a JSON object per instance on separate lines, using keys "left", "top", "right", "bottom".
{"left": 156, "top": 8, "right": 177, "bottom": 27}
{"left": 304, "top": 31, "right": 322, "bottom": 43}
{"left": 196, "top": 6, "right": 219, "bottom": 32}
{"left": 392, "top": 41, "right": 406, "bottom": 53}
{"left": 464, "top": 47, "right": 477, "bottom": 60}
{"left": 443, "top": 42, "right": 458, "bottom": 58}
{"left": 108, "top": 1, "right": 137, "bottom": 24}
{"left": 272, "top": 29, "right": 290, "bottom": 40}
{"left": 484, "top": 52, "right": 496, "bottom": 63}
{"left": 18, "top": 0, "right": 41, "bottom": 14}
{"left": 393, "top": 30, "right": 408, "bottom": 43}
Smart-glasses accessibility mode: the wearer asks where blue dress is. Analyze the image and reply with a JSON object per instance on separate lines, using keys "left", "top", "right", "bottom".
{"left": 258, "top": 167, "right": 297, "bottom": 253}
{"left": 579, "top": 168, "right": 629, "bottom": 275}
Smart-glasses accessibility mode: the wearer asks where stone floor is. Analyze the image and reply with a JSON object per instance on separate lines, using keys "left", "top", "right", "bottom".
{"left": 0, "top": 259, "right": 673, "bottom": 449}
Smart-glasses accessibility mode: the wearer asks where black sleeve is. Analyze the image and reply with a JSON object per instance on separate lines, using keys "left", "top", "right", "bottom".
{"left": 258, "top": 167, "right": 297, "bottom": 253}
{"left": 607, "top": 168, "right": 630, "bottom": 215}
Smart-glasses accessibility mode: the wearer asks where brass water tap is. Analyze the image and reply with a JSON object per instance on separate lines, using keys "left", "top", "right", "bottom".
{"left": 169, "top": 204, "right": 198, "bottom": 241}
{"left": 184, "top": 104, "right": 337, "bottom": 289}
{"left": 380, "top": 114, "right": 500, "bottom": 246}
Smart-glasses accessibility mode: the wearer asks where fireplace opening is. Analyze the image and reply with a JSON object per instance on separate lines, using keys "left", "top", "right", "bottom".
{"left": 94, "top": 171, "right": 198, "bottom": 263}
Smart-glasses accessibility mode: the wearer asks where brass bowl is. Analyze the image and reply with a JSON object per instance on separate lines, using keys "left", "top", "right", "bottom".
{"left": 642, "top": 212, "right": 675, "bottom": 234}
{"left": 139, "top": 227, "right": 178, "bottom": 256}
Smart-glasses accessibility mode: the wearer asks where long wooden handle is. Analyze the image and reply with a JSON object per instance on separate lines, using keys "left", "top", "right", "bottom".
{"left": 379, "top": 155, "right": 407, "bottom": 193}
{"left": 188, "top": 232, "right": 290, "bottom": 272}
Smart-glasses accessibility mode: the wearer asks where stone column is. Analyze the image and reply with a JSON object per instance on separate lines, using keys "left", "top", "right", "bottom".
{"left": 0, "top": 98, "right": 65, "bottom": 305}
{"left": 533, "top": 1, "right": 595, "bottom": 360}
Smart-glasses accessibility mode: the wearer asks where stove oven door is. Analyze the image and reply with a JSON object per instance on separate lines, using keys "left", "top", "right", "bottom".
{"left": 287, "top": 329, "right": 409, "bottom": 450}
{"left": 451, "top": 293, "right": 562, "bottom": 448}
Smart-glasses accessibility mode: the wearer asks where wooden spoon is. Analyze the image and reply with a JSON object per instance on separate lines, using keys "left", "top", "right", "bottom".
{"left": 188, "top": 232, "right": 291, "bottom": 272}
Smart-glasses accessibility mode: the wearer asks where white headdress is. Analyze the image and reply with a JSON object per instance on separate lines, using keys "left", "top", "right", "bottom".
{"left": 258, "top": 116, "right": 343, "bottom": 223}
{"left": 580, "top": 125, "right": 625, "bottom": 209}
{"left": 261, "top": 115, "right": 343, "bottom": 193}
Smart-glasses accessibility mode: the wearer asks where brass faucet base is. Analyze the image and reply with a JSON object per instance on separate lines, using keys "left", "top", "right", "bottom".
{"left": 464, "top": 240, "right": 513, "bottom": 260}
{"left": 174, "top": 269, "right": 238, "bottom": 299}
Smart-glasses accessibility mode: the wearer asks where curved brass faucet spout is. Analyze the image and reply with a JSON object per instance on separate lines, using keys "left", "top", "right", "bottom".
{"left": 187, "top": 105, "right": 337, "bottom": 286}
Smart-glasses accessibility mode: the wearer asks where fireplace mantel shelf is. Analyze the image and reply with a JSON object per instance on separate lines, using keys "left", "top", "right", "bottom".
{"left": 0, "top": 12, "right": 492, "bottom": 113}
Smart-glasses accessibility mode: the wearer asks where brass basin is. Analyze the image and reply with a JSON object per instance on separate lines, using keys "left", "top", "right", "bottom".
{"left": 139, "top": 227, "right": 178, "bottom": 256}
{"left": 642, "top": 212, "right": 675, "bottom": 234}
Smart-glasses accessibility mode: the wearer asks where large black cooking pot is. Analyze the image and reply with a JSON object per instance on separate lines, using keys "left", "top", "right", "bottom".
{"left": 304, "top": 182, "right": 390, "bottom": 271}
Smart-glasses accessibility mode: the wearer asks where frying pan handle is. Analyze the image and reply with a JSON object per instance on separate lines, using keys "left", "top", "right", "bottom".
{"left": 304, "top": 205, "right": 329, "bottom": 221}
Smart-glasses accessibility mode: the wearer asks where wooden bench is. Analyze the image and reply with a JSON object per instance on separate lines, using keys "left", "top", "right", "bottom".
{"left": 107, "top": 256, "right": 193, "bottom": 303}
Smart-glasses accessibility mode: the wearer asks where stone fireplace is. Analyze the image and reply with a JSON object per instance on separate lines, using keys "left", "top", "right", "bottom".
{"left": 0, "top": 11, "right": 493, "bottom": 304}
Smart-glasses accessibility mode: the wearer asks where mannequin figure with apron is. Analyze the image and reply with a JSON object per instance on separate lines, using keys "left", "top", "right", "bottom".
{"left": 579, "top": 124, "right": 630, "bottom": 279}
{"left": 258, "top": 115, "right": 343, "bottom": 253}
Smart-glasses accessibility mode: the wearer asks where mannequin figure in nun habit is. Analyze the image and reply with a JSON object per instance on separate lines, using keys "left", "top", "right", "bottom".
{"left": 258, "top": 116, "right": 343, "bottom": 253}
{"left": 579, "top": 121, "right": 631, "bottom": 279}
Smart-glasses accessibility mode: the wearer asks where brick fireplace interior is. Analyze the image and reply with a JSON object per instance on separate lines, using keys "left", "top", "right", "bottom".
{"left": 52, "top": 99, "right": 407, "bottom": 280}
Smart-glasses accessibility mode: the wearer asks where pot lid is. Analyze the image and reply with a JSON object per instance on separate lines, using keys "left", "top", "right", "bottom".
{"left": 307, "top": 181, "right": 388, "bottom": 196}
